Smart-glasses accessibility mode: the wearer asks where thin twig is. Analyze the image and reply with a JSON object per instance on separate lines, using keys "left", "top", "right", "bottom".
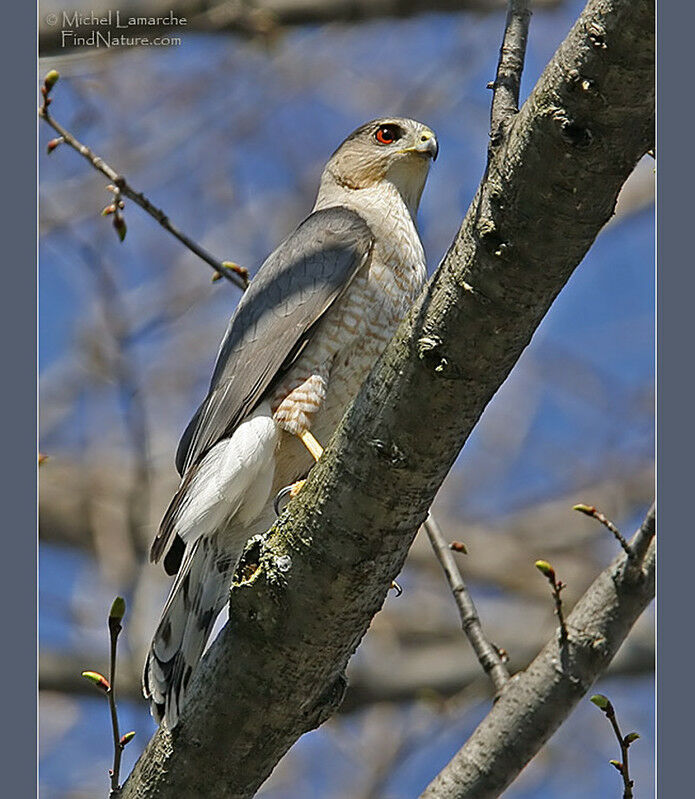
{"left": 573, "top": 503, "right": 632, "bottom": 557}
{"left": 535, "top": 560, "right": 568, "bottom": 645}
{"left": 590, "top": 694, "right": 638, "bottom": 798}
{"left": 38, "top": 72, "right": 248, "bottom": 290}
{"left": 107, "top": 599, "right": 125, "bottom": 796}
{"left": 574, "top": 501, "right": 655, "bottom": 584}
{"left": 423, "top": 515, "right": 510, "bottom": 693}
{"left": 81, "top": 599, "right": 134, "bottom": 794}
{"left": 607, "top": 708, "right": 634, "bottom": 799}
{"left": 489, "top": 0, "right": 532, "bottom": 141}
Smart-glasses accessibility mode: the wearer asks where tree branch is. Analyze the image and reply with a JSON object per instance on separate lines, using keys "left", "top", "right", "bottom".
{"left": 420, "top": 505, "right": 654, "bottom": 799}
{"left": 591, "top": 693, "right": 639, "bottom": 798}
{"left": 489, "top": 0, "right": 532, "bottom": 138}
{"left": 423, "top": 516, "right": 510, "bottom": 693}
{"left": 627, "top": 503, "right": 655, "bottom": 575}
{"left": 39, "top": 96, "right": 248, "bottom": 290}
{"left": 121, "top": 0, "right": 653, "bottom": 795}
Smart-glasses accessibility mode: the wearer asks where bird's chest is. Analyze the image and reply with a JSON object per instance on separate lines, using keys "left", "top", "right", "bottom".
{"left": 315, "top": 213, "right": 426, "bottom": 413}
{"left": 333, "top": 211, "right": 423, "bottom": 354}
{"left": 272, "top": 200, "right": 426, "bottom": 443}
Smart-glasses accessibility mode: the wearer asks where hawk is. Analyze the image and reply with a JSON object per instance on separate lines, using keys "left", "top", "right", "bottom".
{"left": 144, "top": 117, "right": 438, "bottom": 727}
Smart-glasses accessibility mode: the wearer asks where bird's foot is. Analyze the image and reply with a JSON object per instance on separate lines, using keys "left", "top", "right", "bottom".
{"left": 273, "top": 479, "right": 306, "bottom": 515}
{"left": 274, "top": 430, "right": 323, "bottom": 515}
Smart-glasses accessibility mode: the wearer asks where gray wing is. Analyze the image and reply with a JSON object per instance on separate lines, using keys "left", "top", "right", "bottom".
{"left": 175, "top": 206, "right": 374, "bottom": 476}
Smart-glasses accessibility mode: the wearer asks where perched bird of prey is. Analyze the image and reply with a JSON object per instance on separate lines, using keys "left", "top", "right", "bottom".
{"left": 143, "top": 117, "right": 438, "bottom": 727}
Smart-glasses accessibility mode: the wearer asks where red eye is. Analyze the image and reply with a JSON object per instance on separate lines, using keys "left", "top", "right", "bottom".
{"left": 375, "top": 126, "right": 396, "bottom": 144}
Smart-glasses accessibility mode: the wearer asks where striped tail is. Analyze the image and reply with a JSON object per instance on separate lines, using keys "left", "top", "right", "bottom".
{"left": 143, "top": 535, "right": 242, "bottom": 728}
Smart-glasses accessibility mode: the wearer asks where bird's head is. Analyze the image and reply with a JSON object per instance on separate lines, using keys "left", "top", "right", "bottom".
{"left": 321, "top": 117, "right": 438, "bottom": 215}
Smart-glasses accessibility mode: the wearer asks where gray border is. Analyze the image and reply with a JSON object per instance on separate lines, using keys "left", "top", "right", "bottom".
{"left": 657, "top": 2, "right": 692, "bottom": 796}
{"left": 3, "top": 2, "right": 38, "bottom": 795}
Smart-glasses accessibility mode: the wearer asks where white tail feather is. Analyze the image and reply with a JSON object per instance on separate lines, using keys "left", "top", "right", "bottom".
{"left": 144, "top": 402, "right": 279, "bottom": 727}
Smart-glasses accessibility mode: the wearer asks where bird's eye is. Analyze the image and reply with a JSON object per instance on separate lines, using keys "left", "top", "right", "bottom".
{"left": 374, "top": 125, "right": 399, "bottom": 145}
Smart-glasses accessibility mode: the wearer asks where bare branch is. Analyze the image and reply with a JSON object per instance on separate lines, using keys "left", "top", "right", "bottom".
{"left": 590, "top": 694, "right": 638, "bottom": 798}
{"left": 627, "top": 502, "right": 655, "bottom": 574}
{"left": 574, "top": 502, "right": 655, "bottom": 580}
{"left": 38, "top": 77, "right": 248, "bottom": 290}
{"left": 424, "top": 515, "right": 510, "bottom": 692}
{"left": 535, "top": 560, "right": 569, "bottom": 647}
{"left": 573, "top": 502, "right": 632, "bottom": 556}
{"left": 409, "top": 466, "right": 654, "bottom": 599}
{"left": 107, "top": 599, "right": 126, "bottom": 796}
{"left": 489, "top": 0, "right": 532, "bottom": 138}
{"left": 78, "top": 599, "right": 135, "bottom": 796}
{"left": 420, "top": 506, "right": 655, "bottom": 799}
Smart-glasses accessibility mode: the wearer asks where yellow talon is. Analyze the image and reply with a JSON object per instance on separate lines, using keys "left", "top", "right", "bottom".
{"left": 289, "top": 479, "right": 306, "bottom": 498}
{"left": 274, "top": 479, "right": 307, "bottom": 515}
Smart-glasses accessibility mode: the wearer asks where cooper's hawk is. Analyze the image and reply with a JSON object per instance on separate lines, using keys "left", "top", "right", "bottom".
{"left": 144, "top": 117, "right": 438, "bottom": 727}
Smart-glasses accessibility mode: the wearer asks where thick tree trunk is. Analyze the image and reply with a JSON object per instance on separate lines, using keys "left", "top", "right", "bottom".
{"left": 121, "top": 0, "right": 654, "bottom": 795}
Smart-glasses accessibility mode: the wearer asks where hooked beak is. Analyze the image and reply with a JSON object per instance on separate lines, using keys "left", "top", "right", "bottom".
{"left": 400, "top": 132, "right": 438, "bottom": 161}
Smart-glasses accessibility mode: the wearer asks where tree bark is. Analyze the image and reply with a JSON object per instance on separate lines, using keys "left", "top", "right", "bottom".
{"left": 121, "top": 0, "right": 654, "bottom": 795}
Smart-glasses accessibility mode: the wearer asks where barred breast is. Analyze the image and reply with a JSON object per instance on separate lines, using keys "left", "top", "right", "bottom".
{"left": 271, "top": 182, "right": 427, "bottom": 451}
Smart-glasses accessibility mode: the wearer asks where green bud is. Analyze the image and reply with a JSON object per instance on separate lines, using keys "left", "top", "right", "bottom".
{"left": 535, "top": 560, "right": 555, "bottom": 581}
{"left": 624, "top": 732, "right": 640, "bottom": 745}
{"left": 113, "top": 217, "right": 127, "bottom": 242}
{"left": 573, "top": 503, "right": 596, "bottom": 516}
{"left": 109, "top": 596, "right": 126, "bottom": 621}
{"left": 221, "top": 261, "right": 249, "bottom": 285}
{"left": 81, "top": 670, "right": 110, "bottom": 692}
{"left": 120, "top": 731, "right": 136, "bottom": 746}
{"left": 44, "top": 70, "right": 60, "bottom": 91}
{"left": 590, "top": 694, "right": 610, "bottom": 710}
{"left": 609, "top": 760, "right": 623, "bottom": 772}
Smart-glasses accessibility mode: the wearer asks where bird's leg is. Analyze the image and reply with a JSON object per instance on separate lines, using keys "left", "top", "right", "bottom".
{"left": 299, "top": 429, "right": 324, "bottom": 461}
{"left": 274, "top": 429, "right": 325, "bottom": 515}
